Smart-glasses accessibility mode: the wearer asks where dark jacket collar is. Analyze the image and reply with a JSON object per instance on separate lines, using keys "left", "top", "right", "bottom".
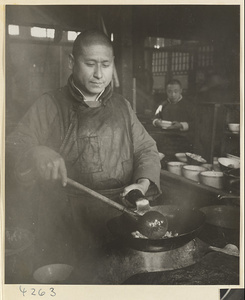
{"left": 67, "top": 75, "right": 113, "bottom": 107}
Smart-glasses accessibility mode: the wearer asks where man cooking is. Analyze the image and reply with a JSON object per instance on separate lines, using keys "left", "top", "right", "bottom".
{"left": 6, "top": 30, "right": 161, "bottom": 269}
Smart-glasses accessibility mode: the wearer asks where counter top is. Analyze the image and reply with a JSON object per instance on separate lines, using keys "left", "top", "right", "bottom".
{"left": 158, "top": 170, "right": 240, "bottom": 207}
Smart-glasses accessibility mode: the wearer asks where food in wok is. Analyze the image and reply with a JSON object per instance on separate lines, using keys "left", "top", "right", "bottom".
{"left": 132, "top": 230, "right": 179, "bottom": 239}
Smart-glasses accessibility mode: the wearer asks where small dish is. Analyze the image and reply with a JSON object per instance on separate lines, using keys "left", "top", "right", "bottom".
{"left": 161, "top": 120, "right": 172, "bottom": 129}
{"left": 33, "top": 264, "right": 74, "bottom": 284}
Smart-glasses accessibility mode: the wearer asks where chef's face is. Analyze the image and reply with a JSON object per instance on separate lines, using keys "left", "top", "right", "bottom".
{"left": 69, "top": 43, "right": 114, "bottom": 97}
{"left": 166, "top": 84, "right": 182, "bottom": 103}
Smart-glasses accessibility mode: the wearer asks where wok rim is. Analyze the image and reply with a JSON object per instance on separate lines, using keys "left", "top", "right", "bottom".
{"left": 107, "top": 205, "right": 206, "bottom": 251}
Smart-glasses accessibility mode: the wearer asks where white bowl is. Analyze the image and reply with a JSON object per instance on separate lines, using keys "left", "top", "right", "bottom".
{"left": 161, "top": 120, "right": 172, "bottom": 129}
{"left": 175, "top": 153, "right": 188, "bottom": 163}
{"left": 228, "top": 123, "right": 240, "bottom": 132}
{"left": 167, "top": 161, "right": 187, "bottom": 176}
{"left": 33, "top": 264, "right": 74, "bottom": 284}
{"left": 182, "top": 165, "right": 207, "bottom": 182}
{"left": 218, "top": 157, "right": 240, "bottom": 171}
{"left": 199, "top": 171, "right": 224, "bottom": 189}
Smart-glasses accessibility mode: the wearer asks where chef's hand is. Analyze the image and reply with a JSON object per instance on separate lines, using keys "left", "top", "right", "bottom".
{"left": 121, "top": 178, "right": 150, "bottom": 207}
{"left": 166, "top": 121, "right": 183, "bottom": 130}
{"left": 31, "top": 146, "right": 67, "bottom": 186}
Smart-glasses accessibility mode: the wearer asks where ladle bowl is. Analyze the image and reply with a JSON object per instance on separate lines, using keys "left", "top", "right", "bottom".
{"left": 137, "top": 211, "right": 168, "bottom": 239}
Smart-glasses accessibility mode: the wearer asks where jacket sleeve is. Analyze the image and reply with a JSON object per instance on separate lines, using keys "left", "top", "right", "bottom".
{"left": 125, "top": 101, "right": 162, "bottom": 198}
{"left": 6, "top": 94, "right": 59, "bottom": 182}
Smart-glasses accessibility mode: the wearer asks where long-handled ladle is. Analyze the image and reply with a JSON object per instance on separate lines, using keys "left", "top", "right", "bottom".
{"left": 67, "top": 178, "right": 168, "bottom": 239}
{"left": 208, "top": 244, "right": 239, "bottom": 257}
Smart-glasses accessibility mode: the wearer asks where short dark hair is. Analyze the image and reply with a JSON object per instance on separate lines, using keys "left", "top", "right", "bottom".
{"left": 72, "top": 29, "right": 113, "bottom": 58}
{"left": 166, "top": 79, "right": 182, "bottom": 87}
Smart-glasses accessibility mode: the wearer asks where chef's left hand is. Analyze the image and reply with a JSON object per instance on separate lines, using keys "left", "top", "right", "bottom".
{"left": 121, "top": 178, "right": 150, "bottom": 198}
{"left": 167, "top": 121, "right": 183, "bottom": 130}
{"left": 121, "top": 178, "right": 150, "bottom": 207}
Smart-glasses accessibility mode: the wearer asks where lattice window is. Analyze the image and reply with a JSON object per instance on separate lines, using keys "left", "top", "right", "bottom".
{"left": 152, "top": 51, "right": 168, "bottom": 75}
{"left": 171, "top": 52, "right": 194, "bottom": 75}
{"left": 197, "top": 45, "right": 214, "bottom": 68}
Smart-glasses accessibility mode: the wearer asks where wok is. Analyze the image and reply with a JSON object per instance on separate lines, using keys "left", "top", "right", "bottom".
{"left": 107, "top": 205, "right": 206, "bottom": 252}
{"left": 198, "top": 205, "right": 240, "bottom": 248}
{"left": 199, "top": 205, "right": 240, "bottom": 230}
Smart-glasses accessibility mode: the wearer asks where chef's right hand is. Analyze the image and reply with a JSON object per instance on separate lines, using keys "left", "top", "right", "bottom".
{"left": 31, "top": 146, "right": 67, "bottom": 186}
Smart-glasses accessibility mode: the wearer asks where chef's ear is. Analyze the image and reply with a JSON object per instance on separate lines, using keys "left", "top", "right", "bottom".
{"left": 68, "top": 53, "right": 75, "bottom": 70}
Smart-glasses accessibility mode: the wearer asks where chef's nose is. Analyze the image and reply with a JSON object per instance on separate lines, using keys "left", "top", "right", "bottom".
{"left": 94, "top": 64, "right": 102, "bottom": 79}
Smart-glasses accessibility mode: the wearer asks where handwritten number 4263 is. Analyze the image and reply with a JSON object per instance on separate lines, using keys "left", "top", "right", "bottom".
{"left": 19, "top": 286, "right": 56, "bottom": 297}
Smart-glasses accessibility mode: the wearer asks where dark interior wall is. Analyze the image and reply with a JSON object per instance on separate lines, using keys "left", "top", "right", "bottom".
{"left": 6, "top": 38, "right": 72, "bottom": 134}
{"left": 5, "top": 5, "right": 241, "bottom": 131}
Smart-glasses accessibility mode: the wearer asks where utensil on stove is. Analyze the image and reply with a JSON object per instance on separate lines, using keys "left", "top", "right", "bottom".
{"left": 107, "top": 205, "right": 206, "bottom": 252}
{"left": 208, "top": 244, "right": 239, "bottom": 257}
{"left": 67, "top": 178, "right": 168, "bottom": 239}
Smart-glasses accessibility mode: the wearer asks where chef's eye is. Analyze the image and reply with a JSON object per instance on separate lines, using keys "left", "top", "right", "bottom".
{"left": 102, "top": 63, "right": 110, "bottom": 68}
{"left": 86, "top": 62, "right": 95, "bottom": 66}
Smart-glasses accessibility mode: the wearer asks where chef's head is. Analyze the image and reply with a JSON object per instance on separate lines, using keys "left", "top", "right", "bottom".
{"left": 166, "top": 79, "right": 182, "bottom": 103}
{"left": 69, "top": 29, "right": 114, "bottom": 98}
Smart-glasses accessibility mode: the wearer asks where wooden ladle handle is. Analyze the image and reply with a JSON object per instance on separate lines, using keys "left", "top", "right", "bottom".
{"left": 66, "top": 178, "right": 137, "bottom": 218}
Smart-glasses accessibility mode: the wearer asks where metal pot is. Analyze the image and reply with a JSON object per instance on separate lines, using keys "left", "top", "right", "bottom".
{"left": 223, "top": 168, "right": 240, "bottom": 194}
{"left": 107, "top": 205, "right": 206, "bottom": 252}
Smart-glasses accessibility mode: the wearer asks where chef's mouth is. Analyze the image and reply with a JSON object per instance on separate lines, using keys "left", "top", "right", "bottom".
{"left": 91, "top": 82, "right": 104, "bottom": 85}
